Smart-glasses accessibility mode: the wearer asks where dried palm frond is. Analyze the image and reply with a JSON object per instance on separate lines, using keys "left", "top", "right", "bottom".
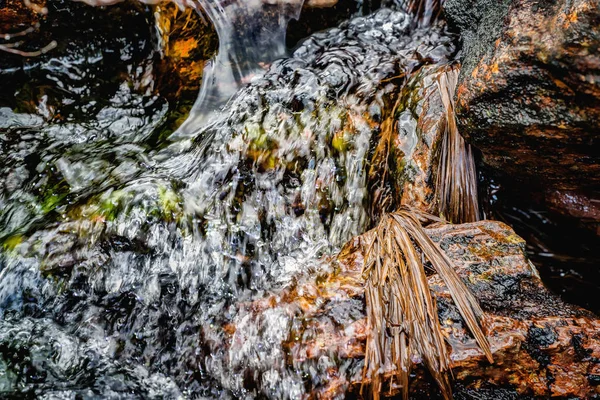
{"left": 434, "top": 67, "right": 480, "bottom": 223}
{"left": 361, "top": 207, "right": 492, "bottom": 400}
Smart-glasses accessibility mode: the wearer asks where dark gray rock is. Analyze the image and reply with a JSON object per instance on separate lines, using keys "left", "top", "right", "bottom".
{"left": 444, "top": 0, "right": 600, "bottom": 234}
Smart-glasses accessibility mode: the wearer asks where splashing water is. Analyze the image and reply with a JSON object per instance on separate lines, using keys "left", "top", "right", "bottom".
{"left": 0, "top": 1, "right": 459, "bottom": 398}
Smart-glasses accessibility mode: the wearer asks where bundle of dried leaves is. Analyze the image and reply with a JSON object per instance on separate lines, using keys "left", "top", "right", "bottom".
{"left": 361, "top": 207, "right": 493, "bottom": 400}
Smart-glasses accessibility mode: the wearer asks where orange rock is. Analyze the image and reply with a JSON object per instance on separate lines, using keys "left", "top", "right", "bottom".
{"left": 231, "top": 220, "right": 600, "bottom": 398}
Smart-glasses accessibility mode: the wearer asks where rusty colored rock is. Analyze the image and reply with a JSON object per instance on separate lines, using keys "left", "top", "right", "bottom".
{"left": 231, "top": 220, "right": 600, "bottom": 398}
{"left": 444, "top": 0, "right": 600, "bottom": 232}
{"left": 153, "top": 1, "right": 217, "bottom": 98}
{"left": 545, "top": 189, "right": 600, "bottom": 235}
{"left": 0, "top": 0, "right": 43, "bottom": 34}
{"left": 152, "top": 1, "right": 218, "bottom": 138}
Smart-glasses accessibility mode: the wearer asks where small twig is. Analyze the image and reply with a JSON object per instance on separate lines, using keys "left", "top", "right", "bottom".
{"left": 0, "top": 23, "right": 40, "bottom": 40}
{"left": 0, "top": 40, "right": 57, "bottom": 57}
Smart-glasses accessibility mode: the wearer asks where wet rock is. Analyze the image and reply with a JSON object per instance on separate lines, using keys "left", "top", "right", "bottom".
{"left": 444, "top": 0, "right": 600, "bottom": 233}
{"left": 153, "top": 2, "right": 217, "bottom": 96}
{"left": 545, "top": 189, "right": 600, "bottom": 235}
{"left": 234, "top": 220, "right": 600, "bottom": 398}
{"left": 153, "top": 1, "right": 218, "bottom": 140}
{"left": 0, "top": 0, "right": 157, "bottom": 237}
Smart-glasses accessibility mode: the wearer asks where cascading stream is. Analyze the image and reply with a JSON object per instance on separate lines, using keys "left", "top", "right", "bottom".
{"left": 0, "top": 1, "right": 457, "bottom": 398}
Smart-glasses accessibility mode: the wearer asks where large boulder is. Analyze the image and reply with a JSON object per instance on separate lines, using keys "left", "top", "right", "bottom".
{"left": 232, "top": 219, "right": 600, "bottom": 398}
{"left": 444, "top": 0, "right": 600, "bottom": 233}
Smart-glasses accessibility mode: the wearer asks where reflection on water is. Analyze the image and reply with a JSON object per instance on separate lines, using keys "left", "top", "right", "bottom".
{"left": 0, "top": 0, "right": 459, "bottom": 397}
{"left": 487, "top": 184, "right": 600, "bottom": 315}
{"left": 0, "top": 0, "right": 164, "bottom": 241}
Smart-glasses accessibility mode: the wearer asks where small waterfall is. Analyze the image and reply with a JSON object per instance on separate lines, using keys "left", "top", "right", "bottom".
{"left": 174, "top": 0, "right": 306, "bottom": 137}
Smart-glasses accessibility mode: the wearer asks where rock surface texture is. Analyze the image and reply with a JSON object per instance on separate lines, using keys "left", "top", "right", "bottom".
{"left": 444, "top": 0, "right": 600, "bottom": 233}
{"left": 235, "top": 220, "right": 600, "bottom": 398}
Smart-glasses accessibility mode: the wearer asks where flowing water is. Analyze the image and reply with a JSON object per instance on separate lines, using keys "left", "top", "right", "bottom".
{"left": 0, "top": 0, "right": 458, "bottom": 397}
{"left": 174, "top": 0, "right": 306, "bottom": 136}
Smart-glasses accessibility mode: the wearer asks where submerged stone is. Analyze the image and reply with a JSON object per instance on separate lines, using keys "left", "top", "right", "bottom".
{"left": 0, "top": 0, "right": 216, "bottom": 241}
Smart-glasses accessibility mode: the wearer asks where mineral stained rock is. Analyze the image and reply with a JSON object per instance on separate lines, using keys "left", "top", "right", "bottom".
{"left": 153, "top": 0, "right": 218, "bottom": 138}
{"left": 233, "top": 220, "right": 600, "bottom": 398}
{"left": 443, "top": 0, "right": 600, "bottom": 233}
